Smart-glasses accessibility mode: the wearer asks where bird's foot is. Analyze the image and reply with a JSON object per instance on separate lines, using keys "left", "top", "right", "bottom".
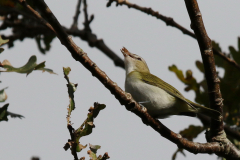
{"left": 136, "top": 101, "right": 150, "bottom": 126}
{"left": 138, "top": 101, "right": 149, "bottom": 110}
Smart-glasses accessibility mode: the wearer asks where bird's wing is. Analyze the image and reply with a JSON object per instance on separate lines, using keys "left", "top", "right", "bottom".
{"left": 140, "top": 72, "right": 197, "bottom": 111}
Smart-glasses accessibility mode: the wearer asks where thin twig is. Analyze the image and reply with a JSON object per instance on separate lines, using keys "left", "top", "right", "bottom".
{"left": 71, "top": 0, "right": 82, "bottom": 30}
{"left": 83, "top": 0, "right": 90, "bottom": 31}
{"left": 102, "top": 152, "right": 110, "bottom": 160}
{"left": 16, "top": 0, "right": 240, "bottom": 158}
{"left": 67, "top": 28, "right": 124, "bottom": 68}
{"left": 107, "top": 0, "right": 240, "bottom": 72}
{"left": 107, "top": 0, "right": 195, "bottom": 38}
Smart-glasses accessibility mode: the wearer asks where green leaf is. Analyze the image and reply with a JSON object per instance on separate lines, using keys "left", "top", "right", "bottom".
{"left": 88, "top": 144, "right": 101, "bottom": 160}
{"left": 0, "top": 104, "right": 24, "bottom": 122}
{"left": 7, "top": 111, "right": 24, "bottom": 119}
{"left": 212, "top": 40, "right": 222, "bottom": 52}
{"left": 36, "top": 62, "right": 56, "bottom": 74}
{"left": 74, "top": 103, "right": 106, "bottom": 151}
{"left": 76, "top": 143, "right": 87, "bottom": 152}
{"left": 172, "top": 148, "right": 185, "bottom": 160}
{"left": 169, "top": 39, "right": 240, "bottom": 150}
{"left": 63, "top": 67, "right": 77, "bottom": 124}
{"left": 88, "top": 150, "right": 98, "bottom": 160}
{"left": 63, "top": 67, "right": 71, "bottom": 76}
{"left": 0, "top": 36, "right": 9, "bottom": 47}
{"left": 212, "top": 40, "right": 230, "bottom": 68}
{"left": 169, "top": 64, "right": 209, "bottom": 107}
{"left": 214, "top": 54, "right": 226, "bottom": 69}
{"left": 0, "top": 36, "right": 9, "bottom": 54}
{"left": 169, "top": 65, "right": 185, "bottom": 82}
{"left": 195, "top": 61, "right": 204, "bottom": 73}
{"left": 89, "top": 144, "right": 101, "bottom": 153}
{"left": 169, "top": 65, "right": 199, "bottom": 92}
{"left": 179, "top": 125, "right": 204, "bottom": 141}
{"left": 93, "top": 103, "right": 106, "bottom": 118}
{"left": 0, "top": 87, "right": 8, "bottom": 102}
{"left": 77, "top": 113, "right": 94, "bottom": 138}
{"left": 229, "top": 46, "right": 240, "bottom": 64}
{"left": 0, "top": 55, "right": 56, "bottom": 75}
{"left": 35, "top": 34, "right": 55, "bottom": 54}
{"left": 0, "top": 103, "right": 9, "bottom": 121}
{"left": 0, "top": 48, "right": 4, "bottom": 54}
{"left": 34, "top": 61, "right": 45, "bottom": 70}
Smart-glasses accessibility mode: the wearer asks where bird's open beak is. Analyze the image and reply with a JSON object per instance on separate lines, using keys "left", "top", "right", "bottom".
{"left": 121, "top": 47, "right": 130, "bottom": 57}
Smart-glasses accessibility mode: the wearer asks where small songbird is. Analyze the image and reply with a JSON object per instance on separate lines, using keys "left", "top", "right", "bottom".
{"left": 121, "top": 47, "right": 221, "bottom": 121}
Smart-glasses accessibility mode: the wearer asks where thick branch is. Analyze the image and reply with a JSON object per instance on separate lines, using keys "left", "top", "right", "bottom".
{"left": 15, "top": 0, "right": 240, "bottom": 158}
{"left": 184, "top": 0, "right": 223, "bottom": 134}
{"left": 106, "top": 0, "right": 240, "bottom": 72}
{"left": 184, "top": 0, "right": 240, "bottom": 158}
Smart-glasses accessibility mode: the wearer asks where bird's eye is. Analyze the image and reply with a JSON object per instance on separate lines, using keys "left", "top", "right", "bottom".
{"left": 136, "top": 57, "right": 141, "bottom": 61}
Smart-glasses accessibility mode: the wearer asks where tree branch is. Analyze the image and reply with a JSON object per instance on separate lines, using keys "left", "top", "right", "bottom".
{"left": 66, "top": 124, "right": 79, "bottom": 160}
{"left": 83, "top": 0, "right": 92, "bottom": 31}
{"left": 15, "top": 0, "right": 240, "bottom": 159}
{"left": 184, "top": 0, "right": 240, "bottom": 158}
{"left": 2, "top": 2, "right": 124, "bottom": 69}
{"left": 107, "top": 0, "right": 195, "bottom": 38}
{"left": 198, "top": 114, "right": 240, "bottom": 141}
{"left": 106, "top": 0, "right": 240, "bottom": 72}
{"left": 184, "top": 0, "right": 223, "bottom": 134}
{"left": 71, "top": 0, "right": 82, "bottom": 30}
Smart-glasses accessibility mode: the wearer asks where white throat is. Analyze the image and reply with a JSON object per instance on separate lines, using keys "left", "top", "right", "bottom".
{"left": 124, "top": 56, "right": 136, "bottom": 75}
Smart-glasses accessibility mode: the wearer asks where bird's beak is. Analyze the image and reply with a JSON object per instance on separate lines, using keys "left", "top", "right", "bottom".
{"left": 121, "top": 47, "right": 130, "bottom": 57}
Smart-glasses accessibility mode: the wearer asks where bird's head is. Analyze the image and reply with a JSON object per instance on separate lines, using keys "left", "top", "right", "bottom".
{"left": 121, "top": 47, "right": 150, "bottom": 75}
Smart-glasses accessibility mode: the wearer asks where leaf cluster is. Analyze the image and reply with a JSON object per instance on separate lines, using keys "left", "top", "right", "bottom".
{"left": 169, "top": 38, "right": 240, "bottom": 159}
{"left": 63, "top": 67, "right": 108, "bottom": 160}
{"left": 0, "top": 0, "right": 56, "bottom": 53}
{"left": 0, "top": 36, "right": 24, "bottom": 121}
{"left": 0, "top": 55, "right": 56, "bottom": 75}
{"left": 0, "top": 36, "right": 55, "bottom": 122}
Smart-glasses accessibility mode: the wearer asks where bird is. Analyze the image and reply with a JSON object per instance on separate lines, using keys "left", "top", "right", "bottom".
{"left": 121, "top": 47, "right": 221, "bottom": 121}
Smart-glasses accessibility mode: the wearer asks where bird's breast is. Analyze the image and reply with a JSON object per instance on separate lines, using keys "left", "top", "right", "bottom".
{"left": 125, "top": 74, "right": 177, "bottom": 117}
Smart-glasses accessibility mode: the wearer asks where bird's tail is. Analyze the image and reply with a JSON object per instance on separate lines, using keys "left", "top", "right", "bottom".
{"left": 191, "top": 102, "right": 222, "bottom": 121}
